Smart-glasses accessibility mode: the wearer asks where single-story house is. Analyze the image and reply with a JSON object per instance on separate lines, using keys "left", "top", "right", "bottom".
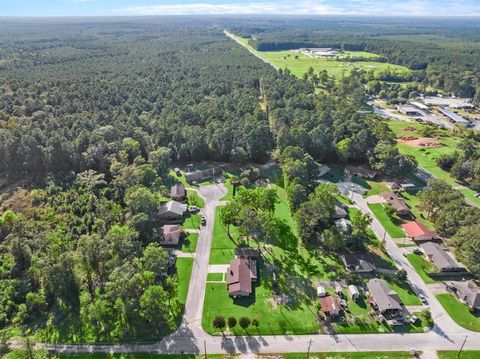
{"left": 342, "top": 253, "right": 375, "bottom": 274}
{"left": 318, "top": 163, "right": 331, "bottom": 178}
{"left": 348, "top": 285, "right": 360, "bottom": 300}
{"left": 335, "top": 218, "right": 352, "bottom": 232}
{"left": 380, "top": 192, "right": 411, "bottom": 216}
{"left": 367, "top": 278, "right": 403, "bottom": 317}
{"left": 447, "top": 281, "right": 480, "bottom": 310}
{"left": 345, "top": 165, "right": 377, "bottom": 179}
{"left": 420, "top": 242, "right": 466, "bottom": 273}
{"left": 401, "top": 221, "right": 438, "bottom": 242}
{"left": 158, "top": 200, "right": 187, "bottom": 222}
{"left": 158, "top": 224, "right": 181, "bottom": 246}
{"left": 185, "top": 167, "right": 223, "bottom": 183}
{"left": 227, "top": 257, "right": 258, "bottom": 297}
{"left": 170, "top": 183, "right": 186, "bottom": 201}
{"left": 332, "top": 202, "right": 347, "bottom": 219}
{"left": 235, "top": 247, "right": 261, "bottom": 259}
{"left": 319, "top": 295, "right": 341, "bottom": 316}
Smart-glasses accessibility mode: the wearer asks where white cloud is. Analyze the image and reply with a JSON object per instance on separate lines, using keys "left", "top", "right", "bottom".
{"left": 115, "top": 0, "right": 480, "bottom": 16}
{"left": 117, "top": 1, "right": 340, "bottom": 16}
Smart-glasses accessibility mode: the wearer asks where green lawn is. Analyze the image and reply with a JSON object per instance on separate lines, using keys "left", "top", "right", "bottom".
{"left": 176, "top": 258, "right": 194, "bottom": 305}
{"left": 209, "top": 206, "right": 238, "bottom": 264}
{"left": 181, "top": 214, "right": 201, "bottom": 230}
{"left": 206, "top": 273, "right": 224, "bottom": 281}
{"left": 230, "top": 34, "right": 410, "bottom": 79}
{"left": 57, "top": 355, "right": 226, "bottom": 359}
{"left": 187, "top": 190, "right": 204, "bottom": 208}
{"left": 387, "top": 279, "right": 422, "bottom": 305}
{"left": 285, "top": 353, "right": 412, "bottom": 359}
{"left": 364, "top": 181, "right": 390, "bottom": 197}
{"left": 386, "top": 120, "right": 480, "bottom": 207}
{"left": 368, "top": 203, "right": 406, "bottom": 238}
{"left": 438, "top": 351, "right": 480, "bottom": 359}
{"left": 406, "top": 253, "right": 439, "bottom": 284}
{"left": 400, "top": 192, "right": 435, "bottom": 230}
{"left": 181, "top": 232, "right": 198, "bottom": 253}
{"left": 437, "top": 294, "right": 480, "bottom": 331}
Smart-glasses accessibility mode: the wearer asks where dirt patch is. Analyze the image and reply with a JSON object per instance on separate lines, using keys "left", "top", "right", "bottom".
{"left": 404, "top": 126, "right": 416, "bottom": 132}
{"left": 0, "top": 189, "right": 34, "bottom": 217}
{"left": 399, "top": 137, "right": 442, "bottom": 148}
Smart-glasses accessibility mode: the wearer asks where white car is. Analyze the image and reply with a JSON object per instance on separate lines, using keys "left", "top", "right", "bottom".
{"left": 188, "top": 206, "right": 200, "bottom": 213}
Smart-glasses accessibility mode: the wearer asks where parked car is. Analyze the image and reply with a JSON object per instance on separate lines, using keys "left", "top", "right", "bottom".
{"left": 409, "top": 315, "right": 419, "bottom": 324}
{"left": 188, "top": 205, "right": 200, "bottom": 213}
{"left": 201, "top": 216, "right": 206, "bottom": 226}
{"left": 413, "top": 248, "right": 423, "bottom": 254}
{"left": 419, "top": 294, "right": 428, "bottom": 304}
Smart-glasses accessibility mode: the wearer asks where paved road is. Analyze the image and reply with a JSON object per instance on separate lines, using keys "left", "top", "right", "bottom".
{"left": 31, "top": 181, "right": 480, "bottom": 355}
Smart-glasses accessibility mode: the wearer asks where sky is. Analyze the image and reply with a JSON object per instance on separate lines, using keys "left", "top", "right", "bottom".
{"left": 1, "top": 0, "right": 480, "bottom": 17}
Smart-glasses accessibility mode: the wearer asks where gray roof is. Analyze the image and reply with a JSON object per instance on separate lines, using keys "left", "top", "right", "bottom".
{"left": 158, "top": 200, "right": 187, "bottom": 217}
{"left": 367, "top": 278, "right": 402, "bottom": 313}
{"left": 439, "top": 108, "right": 469, "bottom": 125}
{"left": 184, "top": 167, "right": 222, "bottom": 182}
{"left": 421, "top": 242, "right": 463, "bottom": 271}
{"left": 332, "top": 203, "right": 347, "bottom": 219}
{"left": 170, "top": 183, "right": 186, "bottom": 198}
{"left": 335, "top": 218, "right": 352, "bottom": 232}
{"left": 448, "top": 281, "right": 480, "bottom": 309}
{"left": 342, "top": 254, "right": 375, "bottom": 273}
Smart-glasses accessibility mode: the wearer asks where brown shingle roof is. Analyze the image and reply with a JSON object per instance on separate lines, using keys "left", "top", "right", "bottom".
{"left": 170, "top": 183, "right": 186, "bottom": 198}
{"left": 380, "top": 192, "right": 411, "bottom": 215}
{"left": 159, "top": 224, "right": 181, "bottom": 245}
{"left": 227, "top": 258, "right": 254, "bottom": 295}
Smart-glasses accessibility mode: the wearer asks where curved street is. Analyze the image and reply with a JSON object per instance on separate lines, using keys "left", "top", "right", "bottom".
{"left": 38, "top": 182, "right": 480, "bottom": 356}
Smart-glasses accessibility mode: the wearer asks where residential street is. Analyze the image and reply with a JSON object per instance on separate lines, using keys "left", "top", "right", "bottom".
{"left": 34, "top": 182, "right": 480, "bottom": 355}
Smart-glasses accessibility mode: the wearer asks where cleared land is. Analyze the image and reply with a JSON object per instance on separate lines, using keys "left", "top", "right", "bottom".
{"left": 436, "top": 293, "right": 480, "bottom": 332}
{"left": 228, "top": 33, "right": 411, "bottom": 79}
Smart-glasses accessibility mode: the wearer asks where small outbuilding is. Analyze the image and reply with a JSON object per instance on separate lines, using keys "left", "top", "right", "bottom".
{"left": 348, "top": 285, "right": 360, "bottom": 300}
{"left": 317, "top": 285, "right": 327, "bottom": 297}
{"left": 319, "top": 295, "right": 341, "bottom": 316}
{"left": 170, "top": 183, "right": 186, "bottom": 201}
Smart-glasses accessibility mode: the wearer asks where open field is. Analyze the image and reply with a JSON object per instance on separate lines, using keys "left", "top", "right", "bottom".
{"left": 436, "top": 294, "right": 480, "bottom": 332}
{"left": 228, "top": 33, "right": 411, "bottom": 79}
{"left": 386, "top": 120, "right": 480, "bottom": 206}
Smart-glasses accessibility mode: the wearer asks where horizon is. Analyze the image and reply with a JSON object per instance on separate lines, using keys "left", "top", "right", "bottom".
{"left": 1, "top": 0, "right": 480, "bottom": 17}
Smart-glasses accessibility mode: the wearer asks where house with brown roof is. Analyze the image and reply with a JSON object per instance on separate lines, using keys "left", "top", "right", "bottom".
{"left": 345, "top": 165, "right": 377, "bottom": 179}
{"left": 158, "top": 225, "right": 181, "bottom": 246}
{"left": 367, "top": 278, "right": 403, "bottom": 318}
{"left": 170, "top": 183, "right": 186, "bottom": 201}
{"left": 420, "top": 242, "right": 466, "bottom": 273}
{"left": 380, "top": 192, "right": 411, "bottom": 216}
{"left": 319, "top": 295, "right": 341, "bottom": 316}
{"left": 447, "top": 281, "right": 480, "bottom": 310}
{"left": 226, "top": 257, "right": 258, "bottom": 297}
{"left": 401, "top": 221, "right": 438, "bottom": 242}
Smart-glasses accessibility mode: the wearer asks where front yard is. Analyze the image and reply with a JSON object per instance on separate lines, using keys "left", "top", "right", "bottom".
{"left": 176, "top": 258, "right": 194, "bottom": 305}
{"left": 436, "top": 293, "right": 480, "bottom": 332}
{"left": 406, "top": 253, "right": 439, "bottom": 284}
{"left": 368, "top": 203, "right": 406, "bottom": 238}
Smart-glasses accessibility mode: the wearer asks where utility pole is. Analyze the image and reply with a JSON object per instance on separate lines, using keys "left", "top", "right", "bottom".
{"left": 204, "top": 340, "right": 207, "bottom": 359}
{"left": 457, "top": 335, "right": 468, "bottom": 358}
{"left": 306, "top": 339, "right": 313, "bottom": 359}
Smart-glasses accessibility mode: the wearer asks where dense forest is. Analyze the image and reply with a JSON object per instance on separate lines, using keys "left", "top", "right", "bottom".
{"left": 225, "top": 17, "right": 480, "bottom": 100}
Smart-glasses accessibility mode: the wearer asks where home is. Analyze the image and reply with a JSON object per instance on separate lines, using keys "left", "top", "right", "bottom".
{"left": 380, "top": 192, "right": 411, "bottom": 216}
{"left": 420, "top": 242, "right": 466, "bottom": 273}
{"left": 227, "top": 256, "right": 258, "bottom": 297}
{"left": 317, "top": 163, "right": 331, "bottom": 178}
{"left": 235, "top": 247, "right": 261, "bottom": 259}
{"left": 342, "top": 253, "right": 375, "bottom": 274}
{"left": 401, "top": 221, "right": 438, "bottom": 242}
{"left": 170, "top": 183, "right": 186, "bottom": 201}
{"left": 184, "top": 167, "right": 223, "bottom": 183}
{"left": 158, "top": 224, "right": 181, "bottom": 246}
{"left": 367, "top": 278, "right": 403, "bottom": 318}
{"left": 158, "top": 200, "right": 187, "bottom": 222}
{"left": 345, "top": 165, "right": 377, "bottom": 179}
{"left": 332, "top": 202, "right": 347, "bottom": 219}
{"left": 335, "top": 218, "right": 352, "bottom": 232}
{"left": 348, "top": 285, "right": 360, "bottom": 300}
{"left": 447, "top": 281, "right": 480, "bottom": 310}
{"left": 319, "top": 295, "right": 341, "bottom": 316}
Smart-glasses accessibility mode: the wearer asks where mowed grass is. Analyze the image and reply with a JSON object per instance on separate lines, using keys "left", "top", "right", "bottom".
{"left": 187, "top": 189, "right": 204, "bottom": 208}
{"left": 438, "top": 351, "right": 480, "bottom": 359}
{"left": 284, "top": 353, "right": 412, "bottom": 359}
{"left": 176, "top": 258, "right": 194, "bottom": 305}
{"left": 206, "top": 273, "right": 224, "bottom": 281}
{"left": 437, "top": 293, "right": 480, "bottom": 331}
{"left": 181, "top": 214, "right": 201, "bottom": 230}
{"left": 406, "top": 253, "right": 438, "bottom": 284}
{"left": 386, "top": 120, "right": 480, "bottom": 207}
{"left": 368, "top": 203, "right": 406, "bottom": 238}
{"left": 181, "top": 232, "right": 198, "bottom": 253}
{"left": 229, "top": 33, "right": 411, "bottom": 79}
{"left": 209, "top": 206, "right": 238, "bottom": 264}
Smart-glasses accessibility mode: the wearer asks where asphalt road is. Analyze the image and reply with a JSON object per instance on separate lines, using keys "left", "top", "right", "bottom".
{"left": 31, "top": 182, "right": 480, "bottom": 355}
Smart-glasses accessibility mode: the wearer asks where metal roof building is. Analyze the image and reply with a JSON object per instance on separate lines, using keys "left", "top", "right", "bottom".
{"left": 439, "top": 108, "right": 470, "bottom": 126}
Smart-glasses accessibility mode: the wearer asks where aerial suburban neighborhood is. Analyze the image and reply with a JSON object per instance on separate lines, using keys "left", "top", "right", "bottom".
{"left": 2, "top": 7, "right": 480, "bottom": 359}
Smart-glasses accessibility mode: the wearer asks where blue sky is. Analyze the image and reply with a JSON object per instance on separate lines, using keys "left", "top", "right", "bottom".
{"left": 1, "top": 0, "right": 480, "bottom": 17}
